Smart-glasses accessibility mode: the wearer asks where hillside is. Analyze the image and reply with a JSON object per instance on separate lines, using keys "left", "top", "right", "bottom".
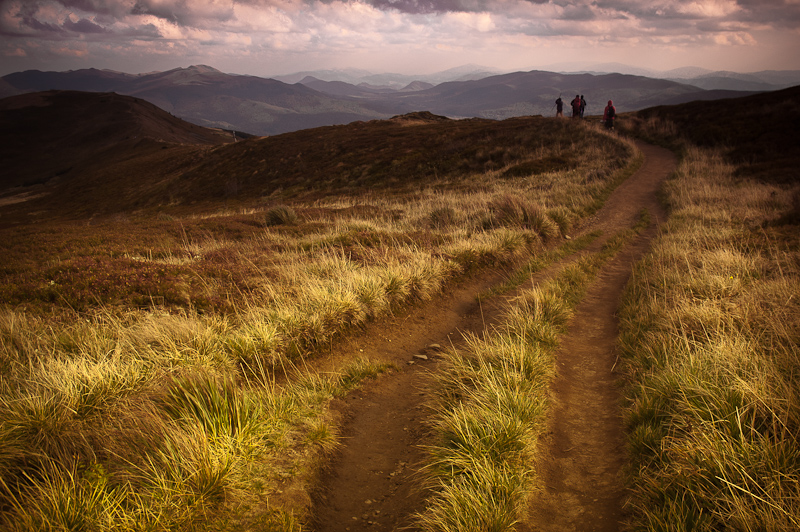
{"left": 624, "top": 84, "right": 800, "bottom": 184}
{"left": 374, "top": 70, "right": 705, "bottom": 118}
{"left": 0, "top": 91, "right": 234, "bottom": 218}
{"left": 0, "top": 73, "right": 798, "bottom": 532}
{"left": 0, "top": 90, "right": 627, "bottom": 225}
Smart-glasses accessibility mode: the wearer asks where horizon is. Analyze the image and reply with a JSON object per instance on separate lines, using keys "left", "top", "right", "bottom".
{"left": 2, "top": 1, "right": 799, "bottom": 79}
{"left": 5, "top": 61, "right": 800, "bottom": 82}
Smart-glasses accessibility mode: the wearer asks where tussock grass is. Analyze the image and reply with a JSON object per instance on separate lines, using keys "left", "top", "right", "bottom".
{"left": 617, "top": 143, "right": 800, "bottom": 530}
{"left": 0, "top": 119, "right": 638, "bottom": 529}
{"left": 418, "top": 219, "right": 645, "bottom": 531}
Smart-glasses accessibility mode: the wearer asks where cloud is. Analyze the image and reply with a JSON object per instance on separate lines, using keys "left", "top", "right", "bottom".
{"left": 64, "top": 17, "right": 110, "bottom": 32}
{"left": 559, "top": 4, "right": 595, "bottom": 21}
{"left": 131, "top": 0, "right": 236, "bottom": 26}
{"left": 1, "top": 0, "right": 799, "bottom": 75}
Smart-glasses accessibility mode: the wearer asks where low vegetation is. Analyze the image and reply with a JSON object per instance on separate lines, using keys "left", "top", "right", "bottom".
{"left": 617, "top": 109, "right": 800, "bottom": 529}
{"left": 0, "top": 117, "right": 638, "bottom": 529}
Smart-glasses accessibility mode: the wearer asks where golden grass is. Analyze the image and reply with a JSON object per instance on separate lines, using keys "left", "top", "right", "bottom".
{"left": 617, "top": 143, "right": 800, "bottom": 531}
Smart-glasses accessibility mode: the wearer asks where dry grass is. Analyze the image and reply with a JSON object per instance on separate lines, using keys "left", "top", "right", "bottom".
{"left": 617, "top": 140, "right": 800, "bottom": 530}
{"left": 417, "top": 217, "right": 648, "bottom": 531}
{"left": 0, "top": 118, "right": 639, "bottom": 530}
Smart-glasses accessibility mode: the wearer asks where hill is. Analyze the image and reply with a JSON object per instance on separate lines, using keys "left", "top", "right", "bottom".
{"left": 0, "top": 91, "right": 626, "bottom": 225}
{"left": 2, "top": 66, "right": 757, "bottom": 135}
{"left": 373, "top": 70, "right": 706, "bottom": 119}
{"left": 625, "top": 85, "right": 800, "bottom": 184}
{"left": 0, "top": 90, "right": 234, "bottom": 218}
{"left": 4, "top": 84, "right": 798, "bottom": 225}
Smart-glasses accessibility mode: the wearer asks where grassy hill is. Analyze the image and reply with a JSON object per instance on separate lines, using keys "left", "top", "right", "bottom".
{"left": 0, "top": 89, "right": 640, "bottom": 529}
{"left": 0, "top": 93, "right": 628, "bottom": 223}
{"left": 616, "top": 88, "right": 800, "bottom": 530}
{"left": 1, "top": 85, "right": 798, "bottom": 531}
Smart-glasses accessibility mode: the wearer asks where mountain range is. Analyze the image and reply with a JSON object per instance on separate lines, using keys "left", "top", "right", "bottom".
{"left": 3, "top": 64, "right": 799, "bottom": 136}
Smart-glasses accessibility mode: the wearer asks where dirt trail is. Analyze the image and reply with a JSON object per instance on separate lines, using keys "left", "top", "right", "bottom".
{"left": 310, "top": 142, "right": 676, "bottom": 531}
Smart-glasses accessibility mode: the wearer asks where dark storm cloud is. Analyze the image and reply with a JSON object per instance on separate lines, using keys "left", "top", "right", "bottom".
{"left": 364, "top": 0, "right": 489, "bottom": 15}
{"left": 131, "top": 0, "right": 235, "bottom": 26}
{"left": 59, "top": 0, "right": 131, "bottom": 16}
{"left": 15, "top": 1, "right": 65, "bottom": 34}
{"left": 735, "top": 0, "right": 800, "bottom": 28}
{"left": 63, "top": 16, "right": 110, "bottom": 32}
{"left": 559, "top": 4, "right": 595, "bottom": 21}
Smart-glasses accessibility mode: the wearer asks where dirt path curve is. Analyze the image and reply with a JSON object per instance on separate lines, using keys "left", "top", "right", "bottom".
{"left": 310, "top": 141, "right": 676, "bottom": 532}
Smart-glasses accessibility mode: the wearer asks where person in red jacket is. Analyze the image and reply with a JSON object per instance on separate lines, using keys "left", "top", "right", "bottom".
{"left": 603, "top": 100, "right": 616, "bottom": 130}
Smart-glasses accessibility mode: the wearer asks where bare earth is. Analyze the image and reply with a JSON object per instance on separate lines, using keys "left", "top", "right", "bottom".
{"left": 309, "top": 141, "right": 676, "bottom": 531}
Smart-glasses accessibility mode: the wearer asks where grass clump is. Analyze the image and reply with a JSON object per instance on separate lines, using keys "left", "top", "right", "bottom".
{"left": 263, "top": 205, "right": 298, "bottom": 226}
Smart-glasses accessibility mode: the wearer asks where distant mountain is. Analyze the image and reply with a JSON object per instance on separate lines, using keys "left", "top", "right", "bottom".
{"left": 299, "top": 70, "right": 745, "bottom": 119}
{"left": 670, "top": 74, "right": 777, "bottom": 92}
{"left": 369, "top": 71, "right": 708, "bottom": 118}
{"left": 400, "top": 81, "right": 435, "bottom": 92}
{"left": 2, "top": 66, "right": 393, "bottom": 136}
{"left": 541, "top": 63, "right": 800, "bottom": 91}
{"left": 273, "top": 64, "right": 502, "bottom": 88}
{"left": 296, "top": 76, "right": 433, "bottom": 97}
{"left": 298, "top": 76, "right": 394, "bottom": 98}
{"left": 3, "top": 65, "right": 784, "bottom": 135}
{"left": 662, "top": 70, "right": 795, "bottom": 91}
{"left": 0, "top": 78, "right": 20, "bottom": 99}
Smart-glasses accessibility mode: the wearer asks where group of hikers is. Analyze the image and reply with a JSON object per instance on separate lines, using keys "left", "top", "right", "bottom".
{"left": 554, "top": 94, "right": 616, "bottom": 129}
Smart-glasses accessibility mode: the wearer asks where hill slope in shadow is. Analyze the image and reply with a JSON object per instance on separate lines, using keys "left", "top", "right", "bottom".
{"left": 625, "top": 85, "right": 800, "bottom": 184}
{"left": 0, "top": 90, "right": 234, "bottom": 190}
{"left": 3, "top": 66, "right": 394, "bottom": 135}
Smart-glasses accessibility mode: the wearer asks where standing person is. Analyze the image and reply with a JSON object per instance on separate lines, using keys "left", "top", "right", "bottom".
{"left": 580, "top": 95, "right": 587, "bottom": 118}
{"left": 603, "top": 100, "right": 616, "bottom": 130}
{"left": 555, "top": 96, "right": 563, "bottom": 117}
{"left": 570, "top": 94, "right": 581, "bottom": 118}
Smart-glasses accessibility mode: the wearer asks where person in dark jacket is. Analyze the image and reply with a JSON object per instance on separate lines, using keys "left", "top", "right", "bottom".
{"left": 555, "top": 96, "right": 563, "bottom": 117}
{"left": 580, "top": 95, "right": 586, "bottom": 118}
{"left": 571, "top": 95, "right": 581, "bottom": 118}
{"left": 603, "top": 100, "right": 616, "bottom": 129}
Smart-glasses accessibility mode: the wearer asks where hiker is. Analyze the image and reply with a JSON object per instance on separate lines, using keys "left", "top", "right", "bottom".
{"left": 555, "top": 96, "right": 563, "bottom": 117}
{"left": 571, "top": 95, "right": 581, "bottom": 118}
{"left": 603, "top": 100, "right": 616, "bottom": 130}
{"left": 580, "top": 95, "right": 586, "bottom": 118}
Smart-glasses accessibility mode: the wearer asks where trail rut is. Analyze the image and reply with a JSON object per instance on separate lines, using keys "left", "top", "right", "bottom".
{"left": 310, "top": 141, "right": 676, "bottom": 531}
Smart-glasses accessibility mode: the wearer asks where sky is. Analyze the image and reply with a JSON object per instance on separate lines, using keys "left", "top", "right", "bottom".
{"left": 1, "top": 0, "right": 799, "bottom": 77}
